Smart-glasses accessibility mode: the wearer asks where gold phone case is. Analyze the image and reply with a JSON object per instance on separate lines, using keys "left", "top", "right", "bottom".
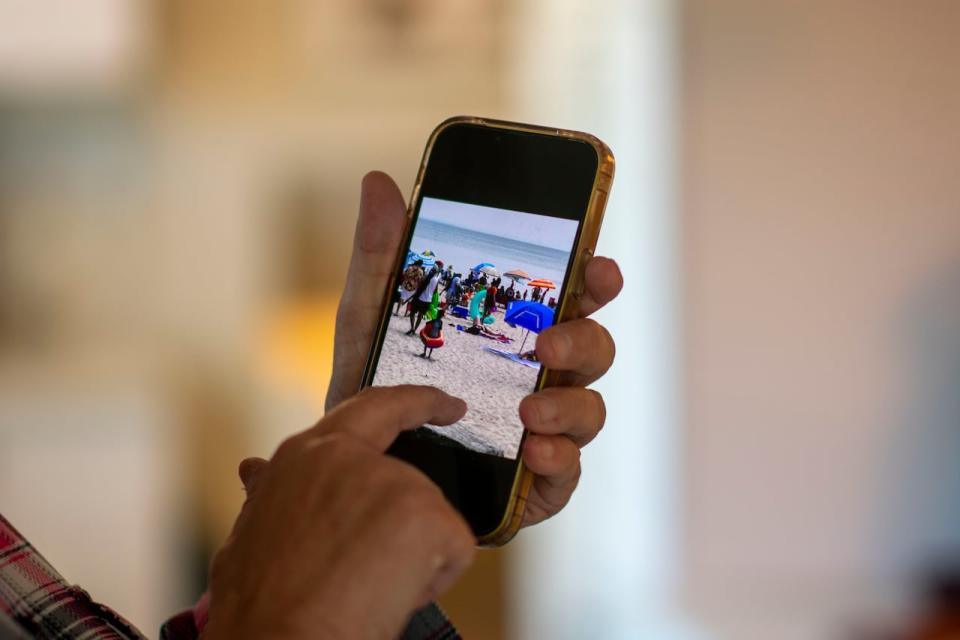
{"left": 361, "top": 116, "right": 615, "bottom": 547}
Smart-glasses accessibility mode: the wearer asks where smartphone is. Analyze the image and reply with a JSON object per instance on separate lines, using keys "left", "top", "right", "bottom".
{"left": 361, "top": 116, "right": 614, "bottom": 545}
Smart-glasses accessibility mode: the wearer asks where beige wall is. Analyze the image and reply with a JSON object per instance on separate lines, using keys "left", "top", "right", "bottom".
{"left": 682, "top": 1, "right": 960, "bottom": 637}
{"left": 0, "top": 1, "right": 513, "bottom": 635}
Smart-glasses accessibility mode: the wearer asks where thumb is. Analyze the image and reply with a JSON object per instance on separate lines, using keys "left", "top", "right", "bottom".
{"left": 326, "top": 171, "right": 407, "bottom": 412}
{"left": 238, "top": 457, "right": 269, "bottom": 495}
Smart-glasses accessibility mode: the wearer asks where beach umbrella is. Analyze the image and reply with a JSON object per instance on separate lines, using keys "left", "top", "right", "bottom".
{"left": 472, "top": 262, "right": 495, "bottom": 274}
{"left": 503, "top": 269, "right": 530, "bottom": 283}
{"left": 504, "top": 301, "right": 554, "bottom": 352}
{"left": 418, "top": 252, "right": 436, "bottom": 268}
{"left": 505, "top": 301, "right": 554, "bottom": 332}
{"left": 526, "top": 278, "right": 557, "bottom": 290}
{"left": 480, "top": 265, "right": 500, "bottom": 278}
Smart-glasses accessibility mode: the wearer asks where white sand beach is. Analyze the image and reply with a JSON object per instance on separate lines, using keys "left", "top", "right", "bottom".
{"left": 373, "top": 309, "right": 539, "bottom": 458}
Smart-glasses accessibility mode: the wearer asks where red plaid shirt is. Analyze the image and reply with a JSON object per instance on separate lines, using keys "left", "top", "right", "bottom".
{"left": 0, "top": 513, "right": 459, "bottom": 640}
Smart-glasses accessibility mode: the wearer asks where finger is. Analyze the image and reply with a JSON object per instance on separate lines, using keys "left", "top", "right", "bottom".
{"left": 419, "top": 519, "right": 476, "bottom": 607}
{"left": 522, "top": 434, "right": 581, "bottom": 511}
{"left": 518, "top": 387, "right": 606, "bottom": 447}
{"left": 577, "top": 256, "right": 623, "bottom": 317}
{"left": 326, "top": 172, "right": 408, "bottom": 411}
{"left": 535, "top": 317, "right": 615, "bottom": 386}
{"left": 238, "top": 457, "right": 268, "bottom": 495}
{"left": 228, "top": 457, "right": 270, "bottom": 540}
{"left": 318, "top": 385, "right": 467, "bottom": 451}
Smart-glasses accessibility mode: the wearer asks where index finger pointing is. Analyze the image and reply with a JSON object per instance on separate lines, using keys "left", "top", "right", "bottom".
{"left": 318, "top": 385, "right": 467, "bottom": 451}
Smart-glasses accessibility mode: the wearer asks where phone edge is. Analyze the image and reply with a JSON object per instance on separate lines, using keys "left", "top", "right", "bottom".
{"left": 357, "top": 115, "right": 616, "bottom": 547}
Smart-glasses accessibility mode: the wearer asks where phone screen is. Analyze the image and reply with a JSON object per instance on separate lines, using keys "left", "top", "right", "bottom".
{"left": 371, "top": 197, "right": 580, "bottom": 459}
{"left": 362, "top": 120, "right": 602, "bottom": 537}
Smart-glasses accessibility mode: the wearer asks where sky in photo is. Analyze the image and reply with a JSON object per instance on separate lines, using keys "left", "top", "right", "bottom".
{"left": 418, "top": 197, "right": 579, "bottom": 251}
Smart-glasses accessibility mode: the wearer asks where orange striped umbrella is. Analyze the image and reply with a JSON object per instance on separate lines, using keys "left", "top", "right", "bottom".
{"left": 526, "top": 278, "right": 556, "bottom": 290}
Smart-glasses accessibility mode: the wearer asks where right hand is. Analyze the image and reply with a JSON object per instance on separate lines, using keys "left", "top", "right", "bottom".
{"left": 203, "top": 386, "right": 476, "bottom": 640}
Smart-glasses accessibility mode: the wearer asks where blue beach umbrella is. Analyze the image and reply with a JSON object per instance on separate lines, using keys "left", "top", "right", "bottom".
{"left": 504, "top": 301, "right": 554, "bottom": 352}
{"left": 472, "top": 262, "right": 495, "bottom": 274}
{"left": 505, "top": 301, "right": 554, "bottom": 332}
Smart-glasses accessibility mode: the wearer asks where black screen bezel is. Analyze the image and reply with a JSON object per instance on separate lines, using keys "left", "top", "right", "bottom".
{"left": 374, "top": 122, "right": 600, "bottom": 537}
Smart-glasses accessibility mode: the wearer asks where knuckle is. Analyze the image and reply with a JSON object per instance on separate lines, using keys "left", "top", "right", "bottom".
{"left": 317, "top": 430, "right": 359, "bottom": 456}
{"left": 273, "top": 433, "right": 306, "bottom": 461}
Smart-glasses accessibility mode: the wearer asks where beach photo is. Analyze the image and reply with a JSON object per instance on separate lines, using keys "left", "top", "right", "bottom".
{"left": 371, "top": 197, "right": 579, "bottom": 458}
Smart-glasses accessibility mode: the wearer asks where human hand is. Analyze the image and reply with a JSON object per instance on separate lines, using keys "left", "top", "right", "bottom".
{"left": 204, "top": 386, "right": 475, "bottom": 640}
{"left": 517, "top": 257, "right": 623, "bottom": 526}
{"left": 324, "top": 171, "right": 623, "bottom": 528}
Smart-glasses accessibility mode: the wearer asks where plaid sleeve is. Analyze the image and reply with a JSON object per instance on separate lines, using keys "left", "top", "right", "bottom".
{"left": 0, "top": 513, "right": 146, "bottom": 640}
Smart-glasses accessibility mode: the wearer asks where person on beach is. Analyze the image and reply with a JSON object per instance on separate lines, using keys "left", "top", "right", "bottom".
{"left": 407, "top": 260, "right": 443, "bottom": 335}
{"left": 0, "top": 172, "right": 624, "bottom": 640}
{"left": 445, "top": 272, "right": 462, "bottom": 307}
{"left": 484, "top": 280, "right": 498, "bottom": 319}
{"left": 523, "top": 288, "right": 528, "bottom": 301}
{"left": 396, "top": 259, "right": 424, "bottom": 316}
{"left": 442, "top": 264, "right": 454, "bottom": 288}
{"left": 419, "top": 308, "right": 445, "bottom": 359}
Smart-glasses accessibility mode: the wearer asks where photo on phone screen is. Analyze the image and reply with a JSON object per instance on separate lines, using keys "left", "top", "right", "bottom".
{"left": 371, "top": 196, "right": 579, "bottom": 459}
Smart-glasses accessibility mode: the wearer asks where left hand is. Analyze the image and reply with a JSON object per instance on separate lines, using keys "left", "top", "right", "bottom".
{"left": 517, "top": 256, "right": 621, "bottom": 525}
{"left": 326, "top": 171, "right": 623, "bottom": 529}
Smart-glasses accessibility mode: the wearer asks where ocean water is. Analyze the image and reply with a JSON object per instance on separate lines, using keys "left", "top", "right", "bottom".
{"left": 408, "top": 218, "right": 573, "bottom": 298}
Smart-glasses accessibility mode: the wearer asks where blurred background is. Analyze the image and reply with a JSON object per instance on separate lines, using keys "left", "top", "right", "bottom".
{"left": 1, "top": 1, "right": 958, "bottom": 638}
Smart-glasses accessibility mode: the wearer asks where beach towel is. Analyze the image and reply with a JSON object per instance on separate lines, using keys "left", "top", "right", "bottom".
{"left": 483, "top": 346, "right": 541, "bottom": 369}
{"left": 457, "top": 325, "right": 513, "bottom": 343}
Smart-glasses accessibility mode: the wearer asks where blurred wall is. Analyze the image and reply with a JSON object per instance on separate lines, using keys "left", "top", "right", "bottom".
{"left": 681, "top": 1, "right": 960, "bottom": 638}
{"left": 0, "top": 1, "right": 515, "bottom": 635}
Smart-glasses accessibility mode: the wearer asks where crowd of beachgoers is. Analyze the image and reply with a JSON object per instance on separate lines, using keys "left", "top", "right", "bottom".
{"left": 372, "top": 250, "right": 560, "bottom": 458}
